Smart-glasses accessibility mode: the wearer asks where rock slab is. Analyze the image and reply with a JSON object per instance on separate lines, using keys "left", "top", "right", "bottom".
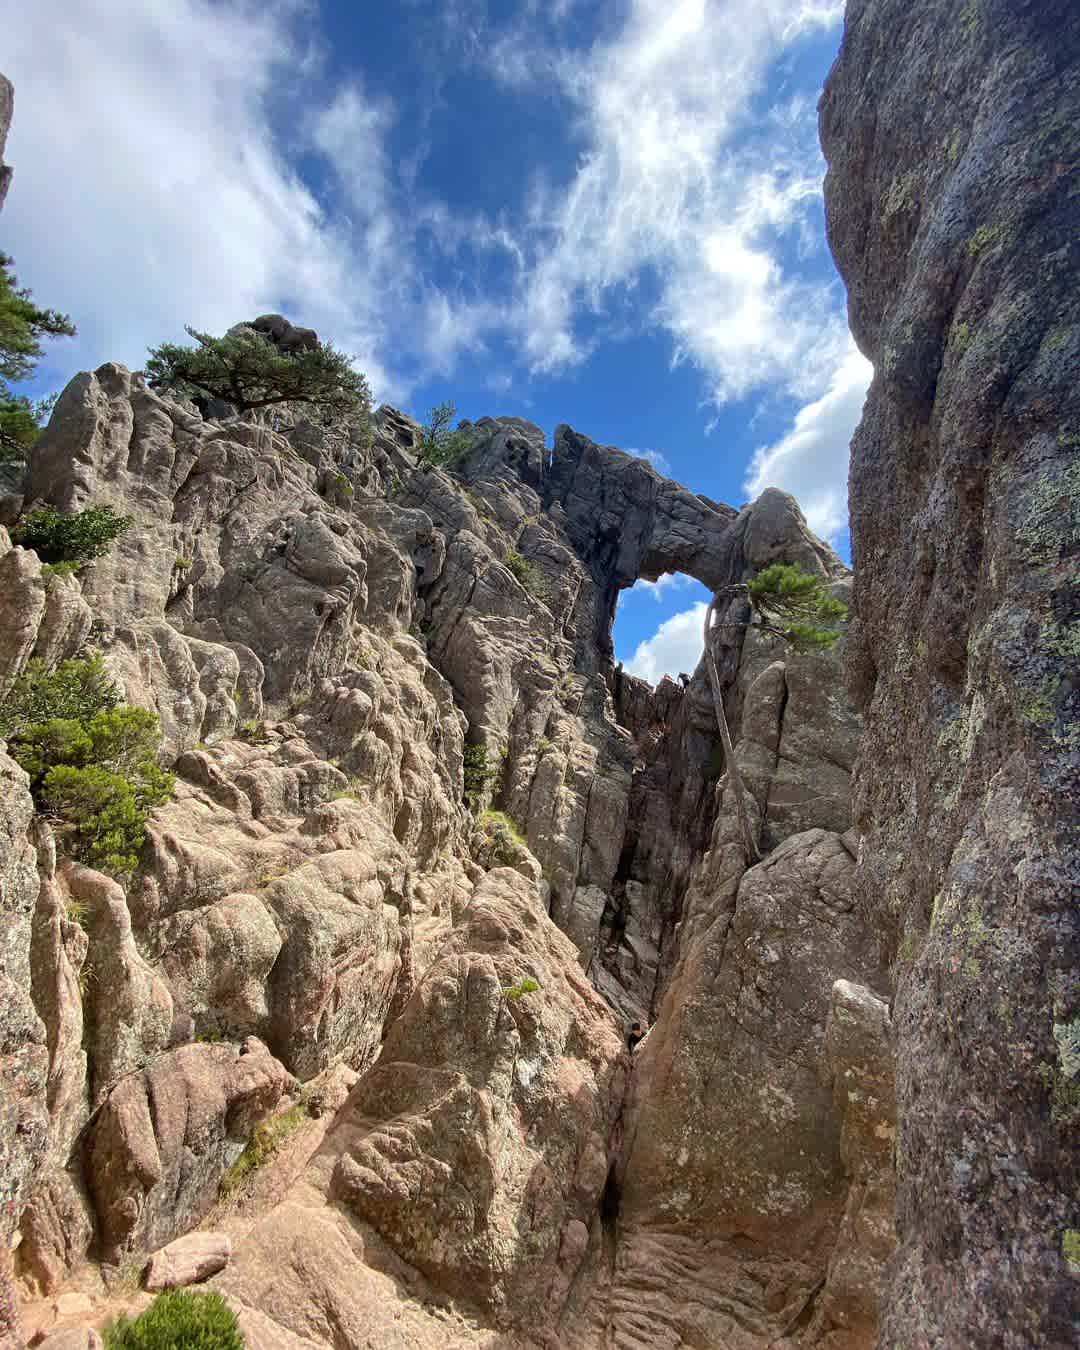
{"left": 145, "top": 1232, "right": 232, "bottom": 1291}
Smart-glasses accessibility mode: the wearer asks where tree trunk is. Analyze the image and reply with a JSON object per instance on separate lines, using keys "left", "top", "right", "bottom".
{"left": 704, "top": 598, "right": 760, "bottom": 864}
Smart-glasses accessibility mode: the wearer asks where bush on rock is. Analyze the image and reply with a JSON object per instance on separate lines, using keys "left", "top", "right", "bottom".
{"left": 103, "top": 1290, "right": 244, "bottom": 1350}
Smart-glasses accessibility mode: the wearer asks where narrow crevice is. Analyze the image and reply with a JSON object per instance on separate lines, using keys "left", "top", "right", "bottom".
{"left": 599, "top": 1161, "right": 621, "bottom": 1233}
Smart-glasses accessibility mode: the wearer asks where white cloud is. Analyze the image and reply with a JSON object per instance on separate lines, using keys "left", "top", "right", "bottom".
{"left": 744, "top": 343, "right": 873, "bottom": 540}
{"left": 629, "top": 572, "right": 696, "bottom": 603}
{"left": 512, "top": 0, "right": 851, "bottom": 405}
{"left": 0, "top": 0, "right": 501, "bottom": 405}
{"left": 626, "top": 447, "right": 671, "bottom": 475}
{"left": 0, "top": 0, "right": 855, "bottom": 474}
{"left": 625, "top": 601, "right": 708, "bottom": 684}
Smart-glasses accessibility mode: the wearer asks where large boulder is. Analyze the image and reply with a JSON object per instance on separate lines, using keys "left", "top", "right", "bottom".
{"left": 323, "top": 867, "right": 625, "bottom": 1323}
{"left": 88, "top": 1038, "right": 290, "bottom": 1261}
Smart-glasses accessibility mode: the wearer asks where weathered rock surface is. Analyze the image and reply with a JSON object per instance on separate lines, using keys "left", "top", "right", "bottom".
{"left": 144, "top": 1232, "right": 231, "bottom": 1291}
{"left": 822, "top": 0, "right": 1079, "bottom": 1345}
{"left": 0, "top": 748, "right": 49, "bottom": 1349}
{"left": 326, "top": 867, "right": 624, "bottom": 1320}
{"left": 88, "top": 1038, "right": 290, "bottom": 1261}
{"left": 608, "top": 831, "right": 884, "bottom": 1349}
{"left": 2, "top": 322, "right": 886, "bottom": 1347}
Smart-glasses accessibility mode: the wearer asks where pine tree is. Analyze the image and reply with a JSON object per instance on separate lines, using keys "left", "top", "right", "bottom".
{"left": 0, "top": 253, "right": 76, "bottom": 462}
{"left": 145, "top": 324, "right": 371, "bottom": 426}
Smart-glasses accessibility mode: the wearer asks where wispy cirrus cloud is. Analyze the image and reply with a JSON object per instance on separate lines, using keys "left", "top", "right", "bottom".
{"left": 508, "top": 0, "right": 852, "bottom": 406}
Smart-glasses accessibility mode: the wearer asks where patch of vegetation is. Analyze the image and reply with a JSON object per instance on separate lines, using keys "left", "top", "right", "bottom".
{"left": 1037, "top": 1060, "right": 1080, "bottom": 1129}
{"left": 175, "top": 555, "right": 193, "bottom": 569}
{"left": 967, "top": 222, "right": 1001, "bottom": 258}
{"left": 146, "top": 324, "right": 371, "bottom": 442}
{"left": 237, "top": 718, "right": 270, "bottom": 744}
{"left": 103, "top": 1290, "right": 244, "bottom": 1350}
{"left": 1064, "top": 1230, "right": 1080, "bottom": 1274}
{"left": 0, "top": 655, "right": 172, "bottom": 874}
{"left": 219, "top": 1100, "right": 311, "bottom": 1199}
{"left": 417, "top": 400, "right": 473, "bottom": 467}
{"left": 480, "top": 809, "right": 526, "bottom": 865}
{"left": 0, "top": 253, "right": 76, "bottom": 464}
{"left": 745, "top": 562, "right": 849, "bottom": 651}
{"left": 326, "top": 470, "right": 354, "bottom": 500}
{"left": 12, "top": 504, "right": 132, "bottom": 567}
{"left": 0, "top": 654, "right": 119, "bottom": 738}
{"left": 503, "top": 549, "right": 548, "bottom": 601}
{"left": 463, "top": 742, "right": 495, "bottom": 813}
{"left": 503, "top": 976, "right": 539, "bottom": 1001}
{"left": 40, "top": 560, "right": 81, "bottom": 580}
{"left": 65, "top": 896, "right": 91, "bottom": 931}
{"left": 257, "top": 863, "right": 293, "bottom": 887}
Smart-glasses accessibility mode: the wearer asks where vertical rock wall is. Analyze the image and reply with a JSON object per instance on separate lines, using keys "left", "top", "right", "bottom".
{"left": 821, "top": 1, "right": 1079, "bottom": 1344}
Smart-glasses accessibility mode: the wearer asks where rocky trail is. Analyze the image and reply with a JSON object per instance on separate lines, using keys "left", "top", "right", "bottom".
{"left": 1, "top": 1, "right": 1077, "bottom": 1348}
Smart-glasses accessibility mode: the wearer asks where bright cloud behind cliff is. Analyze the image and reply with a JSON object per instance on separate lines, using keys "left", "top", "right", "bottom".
{"left": 0, "top": 0, "right": 869, "bottom": 681}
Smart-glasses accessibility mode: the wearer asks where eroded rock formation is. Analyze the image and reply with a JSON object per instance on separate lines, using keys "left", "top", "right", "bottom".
{"left": 0, "top": 342, "right": 892, "bottom": 1349}
{"left": 821, "top": 0, "right": 1079, "bottom": 1344}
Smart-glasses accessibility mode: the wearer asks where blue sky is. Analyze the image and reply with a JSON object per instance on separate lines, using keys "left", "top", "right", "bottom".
{"left": 0, "top": 0, "right": 871, "bottom": 682}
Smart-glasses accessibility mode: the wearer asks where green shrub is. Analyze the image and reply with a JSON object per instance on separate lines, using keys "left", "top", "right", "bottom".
{"left": 13, "top": 504, "right": 133, "bottom": 566}
{"left": 219, "top": 1101, "right": 311, "bottom": 1199}
{"left": 237, "top": 718, "right": 270, "bottom": 744}
{"left": 103, "top": 1290, "right": 244, "bottom": 1350}
{"left": 42, "top": 763, "right": 170, "bottom": 873}
{"left": 463, "top": 742, "right": 494, "bottom": 813}
{"left": 146, "top": 324, "right": 371, "bottom": 428}
{"left": 503, "top": 550, "right": 547, "bottom": 600}
{"left": 504, "top": 976, "right": 539, "bottom": 1001}
{"left": 14, "top": 705, "right": 167, "bottom": 788}
{"left": 0, "top": 393, "right": 60, "bottom": 464}
{"left": 41, "top": 560, "right": 81, "bottom": 580}
{"left": 0, "top": 654, "right": 119, "bottom": 739}
{"left": 480, "top": 809, "right": 526, "bottom": 865}
{"left": 0, "top": 655, "right": 172, "bottom": 874}
{"left": 0, "top": 253, "right": 75, "bottom": 464}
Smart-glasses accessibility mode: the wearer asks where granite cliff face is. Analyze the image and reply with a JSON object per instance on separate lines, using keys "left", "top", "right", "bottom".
{"left": 821, "top": 0, "right": 1079, "bottom": 1344}
{"left": 0, "top": 343, "right": 890, "bottom": 1350}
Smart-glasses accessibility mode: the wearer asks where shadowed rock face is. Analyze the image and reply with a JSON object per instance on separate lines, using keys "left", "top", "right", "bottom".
{"left": 821, "top": 1, "right": 1080, "bottom": 1344}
